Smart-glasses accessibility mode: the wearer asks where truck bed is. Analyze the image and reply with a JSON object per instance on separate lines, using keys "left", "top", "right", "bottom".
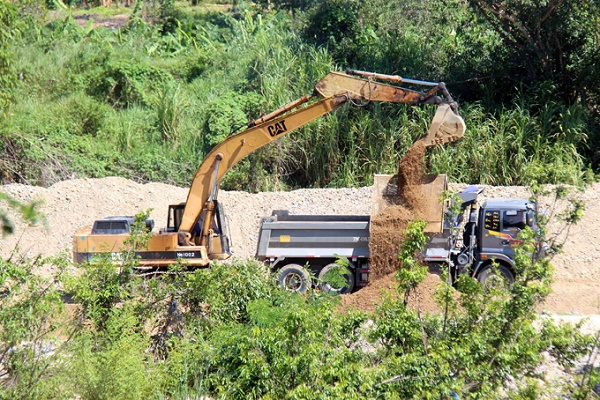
{"left": 255, "top": 212, "right": 370, "bottom": 262}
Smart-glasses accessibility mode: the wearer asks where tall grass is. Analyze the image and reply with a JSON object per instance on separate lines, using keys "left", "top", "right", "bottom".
{"left": 1, "top": 4, "right": 595, "bottom": 189}
{"left": 428, "top": 101, "right": 589, "bottom": 185}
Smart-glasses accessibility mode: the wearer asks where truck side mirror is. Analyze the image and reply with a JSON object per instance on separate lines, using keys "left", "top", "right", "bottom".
{"left": 145, "top": 219, "right": 155, "bottom": 232}
{"left": 526, "top": 210, "right": 535, "bottom": 227}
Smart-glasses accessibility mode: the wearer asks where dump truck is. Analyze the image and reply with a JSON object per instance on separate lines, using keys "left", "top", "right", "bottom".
{"left": 73, "top": 70, "right": 465, "bottom": 267}
{"left": 255, "top": 182, "right": 539, "bottom": 293}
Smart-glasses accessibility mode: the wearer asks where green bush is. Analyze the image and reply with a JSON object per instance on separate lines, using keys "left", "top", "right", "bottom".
{"left": 0, "top": 205, "right": 597, "bottom": 399}
{"left": 87, "top": 60, "right": 173, "bottom": 108}
{"left": 0, "top": 254, "right": 70, "bottom": 400}
{"left": 68, "top": 309, "right": 156, "bottom": 400}
{"left": 181, "top": 258, "right": 273, "bottom": 326}
{"left": 65, "top": 93, "right": 110, "bottom": 136}
{"left": 201, "top": 90, "right": 263, "bottom": 151}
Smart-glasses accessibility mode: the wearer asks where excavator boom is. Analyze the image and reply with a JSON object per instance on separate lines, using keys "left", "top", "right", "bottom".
{"left": 73, "top": 70, "right": 465, "bottom": 267}
{"left": 179, "top": 71, "right": 465, "bottom": 242}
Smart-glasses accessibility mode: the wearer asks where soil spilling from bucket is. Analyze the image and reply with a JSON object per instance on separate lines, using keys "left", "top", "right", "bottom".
{"left": 369, "top": 139, "right": 429, "bottom": 277}
{"left": 339, "top": 139, "right": 445, "bottom": 313}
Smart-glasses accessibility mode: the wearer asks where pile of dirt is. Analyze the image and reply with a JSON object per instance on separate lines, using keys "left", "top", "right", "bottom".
{"left": 339, "top": 271, "right": 444, "bottom": 314}
{"left": 343, "top": 139, "right": 445, "bottom": 312}
{"left": 368, "top": 139, "right": 429, "bottom": 277}
{"left": 1, "top": 176, "right": 600, "bottom": 315}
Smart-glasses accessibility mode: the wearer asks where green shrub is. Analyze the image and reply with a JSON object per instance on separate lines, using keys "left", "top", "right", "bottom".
{"left": 181, "top": 258, "right": 273, "bottom": 326}
{"left": 65, "top": 93, "right": 110, "bottom": 136}
{"left": 69, "top": 309, "right": 156, "bottom": 400}
{"left": 0, "top": 205, "right": 595, "bottom": 399}
{"left": 201, "top": 91, "right": 262, "bottom": 151}
{"left": 0, "top": 253, "right": 71, "bottom": 400}
{"left": 87, "top": 60, "right": 173, "bottom": 108}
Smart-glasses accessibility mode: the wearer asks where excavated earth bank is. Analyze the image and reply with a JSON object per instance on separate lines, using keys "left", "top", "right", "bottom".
{"left": 1, "top": 176, "right": 600, "bottom": 315}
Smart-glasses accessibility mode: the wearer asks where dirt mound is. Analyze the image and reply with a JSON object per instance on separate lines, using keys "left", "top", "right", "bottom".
{"left": 1, "top": 176, "right": 600, "bottom": 314}
{"left": 339, "top": 272, "right": 444, "bottom": 314}
{"left": 369, "top": 140, "right": 429, "bottom": 277}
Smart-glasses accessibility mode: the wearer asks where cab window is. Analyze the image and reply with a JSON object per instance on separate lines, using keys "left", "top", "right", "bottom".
{"left": 503, "top": 210, "right": 526, "bottom": 230}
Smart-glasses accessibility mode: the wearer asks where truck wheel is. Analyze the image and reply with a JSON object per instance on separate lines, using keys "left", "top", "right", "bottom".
{"left": 477, "top": 264, "right": 514, "bottom": 289}
{"left": 318, "top": 263, "right": 355, "bottom": 295}
{"left": 278, "top": 264, "right": 311, "bottom": 293}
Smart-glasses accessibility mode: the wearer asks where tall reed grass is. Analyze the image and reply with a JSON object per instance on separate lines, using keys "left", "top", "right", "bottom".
{"left": 1, "top": 5, "right": 595, "bottom": 189}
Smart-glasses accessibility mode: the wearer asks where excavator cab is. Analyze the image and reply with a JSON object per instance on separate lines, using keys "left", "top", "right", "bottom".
{"left": 165, "top": 203, "right": 186, "bottom": 233}
{"left": 165, "top": 201, "right": 232, "bottom": 259}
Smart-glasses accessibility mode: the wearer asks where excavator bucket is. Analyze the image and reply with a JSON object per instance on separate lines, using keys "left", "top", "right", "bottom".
{"left": 371, "top": 174, "right": 448, "bottom": 233}
{"left": 421, "top": 103, "right": 466, "bottom": 147}
{"left": 369, "top": 103, "right": 462, "bottom": 233}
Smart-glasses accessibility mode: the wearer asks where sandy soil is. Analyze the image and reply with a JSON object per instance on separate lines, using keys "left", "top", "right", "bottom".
{"left": 1, "top": 177, "right": 599, "bottom": 316}
{"left": 72, "top": 13, "right": 129, "bottom": 30}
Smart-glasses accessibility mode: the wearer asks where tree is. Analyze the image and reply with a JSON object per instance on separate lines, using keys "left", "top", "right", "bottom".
{"left": 468, "top": 0, "right": 600, "bottom": 104}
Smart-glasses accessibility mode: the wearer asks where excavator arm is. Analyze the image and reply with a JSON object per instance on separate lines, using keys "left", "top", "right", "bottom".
{"left": 178, "top": 70, "right": 466, "bottom": 246}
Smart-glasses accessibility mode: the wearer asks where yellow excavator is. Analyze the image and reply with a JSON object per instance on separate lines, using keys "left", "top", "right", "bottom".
{"left": 73, "top": 70, "right": 466, "bottom": 267}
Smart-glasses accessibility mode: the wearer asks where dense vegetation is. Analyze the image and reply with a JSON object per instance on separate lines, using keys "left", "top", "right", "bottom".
{"left": 0, "top": 0, "right": 598, "bottom": 190}
{"left": 1, "top": 201, "right": 598, "bottom": 399}
{"left": 2, "top": 1, "right": 600, "bottom": 398}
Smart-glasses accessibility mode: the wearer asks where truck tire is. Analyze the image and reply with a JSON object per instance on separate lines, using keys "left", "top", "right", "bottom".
{"left": 477, "top": 264, "right": 514, "bottom": 288}
{"left": 318, "top": 263, "right": 355, "bottom": 295}
{"left": 278, "top": 264, "right": 311, "bottom": 293}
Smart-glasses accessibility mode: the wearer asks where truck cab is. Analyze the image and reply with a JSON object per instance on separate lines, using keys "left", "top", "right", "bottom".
{"left": 477, "top": 198, "right": 536, "bottom": 267}
{"left": 425, "top": 188, "right": 538, "bottom": 285}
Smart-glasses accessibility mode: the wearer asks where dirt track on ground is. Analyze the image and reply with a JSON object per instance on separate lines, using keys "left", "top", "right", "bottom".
{"left": 1, "top": 177, "right": 599, "bottom": 315}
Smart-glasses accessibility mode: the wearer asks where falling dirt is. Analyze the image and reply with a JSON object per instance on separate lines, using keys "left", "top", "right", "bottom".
{"left": 368, "top": 139, "right": 429, "bottom": 278}
{"left": 397, "top": 139, "right": 428, "bottom": 210}
{"left": 340, "top": 139, "right": 438, "bottom": 312}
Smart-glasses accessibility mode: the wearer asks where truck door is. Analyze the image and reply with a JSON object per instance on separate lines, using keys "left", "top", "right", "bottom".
{"left": 499, "top": 209, "right": 526, "bottom": 259}
{"left": 479, "top": 208, "right": 502, "bottom": 257}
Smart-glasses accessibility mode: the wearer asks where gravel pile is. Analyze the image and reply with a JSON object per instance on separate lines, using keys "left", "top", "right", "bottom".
{"left": 1, "top": 177, "right": 599, "bottom": 314}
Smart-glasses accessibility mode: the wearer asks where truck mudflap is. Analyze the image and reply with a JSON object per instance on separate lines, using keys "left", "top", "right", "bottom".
{"left": 356, "top": 264, "right": 370, "bottom": 287}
